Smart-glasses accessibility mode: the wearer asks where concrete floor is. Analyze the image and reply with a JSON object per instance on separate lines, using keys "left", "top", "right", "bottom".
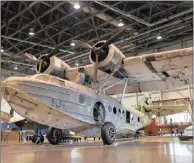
{"left": 1, "top": 137, "right": 192, "bottom": 163}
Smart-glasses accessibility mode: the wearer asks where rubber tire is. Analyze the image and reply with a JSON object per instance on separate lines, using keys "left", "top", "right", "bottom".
{"left": 101, "top": 122, "right": 116, "bottom": 145}
{"left": 46, "top": 127, "right": 62, "bottom": 145}
{"left": 40, "top": 135, "right": 44, "bottom": 143}
{"left": 32, "top": 136, "right": 36, "bottom": 143}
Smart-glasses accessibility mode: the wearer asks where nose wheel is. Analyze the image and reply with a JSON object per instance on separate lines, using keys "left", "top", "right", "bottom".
{"left": 101, "top": 122, "right": 116, "bottom": 145}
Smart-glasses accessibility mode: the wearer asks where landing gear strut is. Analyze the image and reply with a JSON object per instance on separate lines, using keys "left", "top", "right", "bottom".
{"left": 101, "top": 122, "right": 116, "bottom": 145}
{"left": 46, "top": 127, "right": 62, "bottom": 145}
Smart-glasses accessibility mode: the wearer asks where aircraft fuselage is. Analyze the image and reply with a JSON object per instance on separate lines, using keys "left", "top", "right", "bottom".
{"left": 2, "top": 74, "right": 151, "bottom": 138}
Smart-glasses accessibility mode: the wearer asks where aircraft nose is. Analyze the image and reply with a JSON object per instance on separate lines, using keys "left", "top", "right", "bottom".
{"left": 2, "top": 77, "right": 22, "bottom": 99}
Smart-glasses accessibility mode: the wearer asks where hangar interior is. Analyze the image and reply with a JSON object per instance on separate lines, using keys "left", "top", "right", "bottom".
{"left": 1, "top": 1, "right": 193, "bottom": 163}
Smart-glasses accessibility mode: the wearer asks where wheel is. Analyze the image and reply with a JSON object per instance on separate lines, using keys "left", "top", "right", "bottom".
{"left": 32, "top": 135, "right": 36, "bottom": 143}
{"left": 40, "top": 135, "right": 44, "bottom": 143}
{"left": 46, "top": 127, "right": 62, "bottom": 145}
{"left": 101, "top": 122, "right": 116, "bottom": 145}
{"left": 36, "top": 137, "right": 41, "bottom": 144}
{"left": 94, "top": 137, "right": 95, "bottom": 141}
{"left": 99, "top": 137, "right": 100, "bottom": 140}
{"left": 84, "top": 137, "right": 87, "bottom": 140}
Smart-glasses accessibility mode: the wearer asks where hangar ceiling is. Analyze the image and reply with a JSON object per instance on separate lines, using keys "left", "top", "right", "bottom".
{"left": 1, "top": 1, "right": 193, "bottom": 75}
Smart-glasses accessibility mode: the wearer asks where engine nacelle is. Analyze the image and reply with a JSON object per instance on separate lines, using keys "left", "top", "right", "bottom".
{"left": 36, "top": 55, "right": 70, "bottom": 79}
{"left": 89, "top": 41, "right": 125, "bottom": 73}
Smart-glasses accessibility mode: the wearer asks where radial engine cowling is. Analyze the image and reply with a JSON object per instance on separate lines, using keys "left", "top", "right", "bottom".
{"left": 89, "top": 41, "right": 125, "bottom": 73}
{"left": 36, "top": 55, "right": 70, "bottom": 79}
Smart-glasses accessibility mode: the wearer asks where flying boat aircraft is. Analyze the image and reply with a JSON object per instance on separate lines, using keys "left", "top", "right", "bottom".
{"left": 2, "top": 30, "right": 192, "bottom": 145}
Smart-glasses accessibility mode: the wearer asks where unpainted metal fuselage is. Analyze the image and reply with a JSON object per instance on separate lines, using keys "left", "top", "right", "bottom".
{"left": 2, "top": 74, "right": 151, "bottom": 137}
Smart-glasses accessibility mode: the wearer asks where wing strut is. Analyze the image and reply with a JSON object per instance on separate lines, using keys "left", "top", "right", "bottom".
{"left": 120, "top": 78, "right": 129, "bottom": 103}
{"left": 98, "top": 70, "right": 117, "bottom": 93}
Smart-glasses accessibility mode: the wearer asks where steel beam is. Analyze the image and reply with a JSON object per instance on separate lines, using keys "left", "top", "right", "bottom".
{"left": 1, "top": 1, "right": 38, "bottom": 28}
{"left": 1, "top": 35, "right": 75, "bottom": 54}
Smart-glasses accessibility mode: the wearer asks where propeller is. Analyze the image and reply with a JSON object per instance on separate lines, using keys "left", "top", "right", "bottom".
{"left": 73, "top": 29, "right": 124, "bottom": 89}
{"left": 72, "top": 40, "right": 93, "bottom": 49}
{"left": 24, "top": 53, "right": 37, "bottom": 61}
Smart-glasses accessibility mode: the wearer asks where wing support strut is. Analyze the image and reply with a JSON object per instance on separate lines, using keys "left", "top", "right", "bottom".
{"left": 101, "top": 78, "right": 126, "bottom": 93}
{"left": 120, "top": 78, "right": 129, "bottom": 103}
{"left": 98, "top": 70, "right": 117, "bottom": 93}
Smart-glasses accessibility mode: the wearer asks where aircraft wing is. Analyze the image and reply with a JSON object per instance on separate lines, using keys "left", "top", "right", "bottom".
{"left": 65, "top": 48, "right": 192, "bottom": 94}
{"left": 121, "top": 47, "right": 193, "bottom": 92}
{"left": 142, "top": 105, "right": 187, "bottom": 116}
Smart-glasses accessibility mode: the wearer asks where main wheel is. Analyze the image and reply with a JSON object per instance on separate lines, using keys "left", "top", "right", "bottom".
{"left": 40, "top": 135, "right": 44, "bottom": 143}
{"left": 101, "top": 122, "right": 116, "bottom": 145}
{"left": 46, "top": 127, "right": 62, "bottom": 145}
{"left": 32, "top": 135, "right": 36, "bottom": 143}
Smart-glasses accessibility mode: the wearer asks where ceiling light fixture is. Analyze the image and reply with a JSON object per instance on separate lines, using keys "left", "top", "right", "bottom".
{"left": 74, "top": 3, "right": 80, "bottom": 9}
{"left": 118, "top": 19, "right": 124, "bottom": 27}
{"left": 75, "top": 63, "right": 79, "bottom": 66}
{"left": 14, "top": 65, "right": 18, "bottom": 70}
{"left": 29, "top": 28, "right": 35, "bottom": 36}
{"left": 1, "top": 49, "right": 4, "bottom": 52}
{"left": 71, "top": 42, "right": 76, "bottom": 46}
{"left": 118, "top": 22, "right": 124, "bottom": 27}
{"left": 157, "top": 35, "right": 162, "bottom": 40}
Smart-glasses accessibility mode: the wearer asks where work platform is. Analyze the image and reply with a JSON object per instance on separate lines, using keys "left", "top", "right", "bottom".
{"left": 1, "top": 137, "right": 192, "bottom": 163}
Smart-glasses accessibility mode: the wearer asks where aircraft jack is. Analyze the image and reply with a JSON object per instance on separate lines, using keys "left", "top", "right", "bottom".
{"left": 31, "top": 128, "right": 44, "bottom": 144}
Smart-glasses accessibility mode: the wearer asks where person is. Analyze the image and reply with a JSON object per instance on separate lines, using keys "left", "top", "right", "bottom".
{"left": 75, "top": 68, "right": 91, "bottom": 87}
{"left": 75, "top": 68, "right": 86, "bottom": 85}
{"left": 134, "top": 131, "right": 140, "bottom": 139}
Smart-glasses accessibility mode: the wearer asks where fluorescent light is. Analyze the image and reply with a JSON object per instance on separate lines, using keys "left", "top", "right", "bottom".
{"left": 157, "top": 35, "right": 162, "bottom": 40}
{"left": 1, "top": 49, "right": 4, "bottom": 52}
{"left": 71, "top": 42, "right": 75, "bottom": 46}
{"left": 118, "top": 22, "right": 124, "bottom": 27}
{"left": 74, "top": 4, "right": 80, "bottom": 9}
{"left": 29, "top": 32, "right": 35, "bottom": 36}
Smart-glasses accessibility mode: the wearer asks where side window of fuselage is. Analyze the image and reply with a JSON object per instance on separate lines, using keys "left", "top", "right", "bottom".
{"left": 126, "top": 111, "right": 130, "bottom": 123}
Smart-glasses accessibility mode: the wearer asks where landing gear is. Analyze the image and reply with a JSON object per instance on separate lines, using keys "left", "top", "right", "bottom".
{"left": 46, "top": 127, "right": 62, "bottom": 145}
{"left": 31, "top": 129, "right": 44, "bottom": 144}
{"left": 101, "top": 122, "right": 116, "bottom": 145}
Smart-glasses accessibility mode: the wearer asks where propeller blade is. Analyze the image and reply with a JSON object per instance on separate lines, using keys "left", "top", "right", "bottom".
{"left": 94, "top": 54, "right": 99, "bottom": 89}
{"left": 72, "top": 40, "right": 93, "bottom": 49}
{"left": 100, "top": 29, "right": 124, "bottom": 50}
{"left": 24, "top": 53, "right": 37, "bottom": 61}
{"left": 38, "top": 60, "right": 42, "bottom": 73}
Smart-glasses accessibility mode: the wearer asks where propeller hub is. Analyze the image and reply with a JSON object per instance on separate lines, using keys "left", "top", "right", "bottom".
{"left": 90, "top": 41, "right": 109, "bottom": 62}
{"left": 36, "top": 54, "right": 50, "bottom": 73}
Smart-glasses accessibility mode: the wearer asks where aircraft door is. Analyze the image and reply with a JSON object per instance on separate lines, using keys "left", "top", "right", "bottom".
{"left": 93, "top": 102, "right": 105, "bottom": 124}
